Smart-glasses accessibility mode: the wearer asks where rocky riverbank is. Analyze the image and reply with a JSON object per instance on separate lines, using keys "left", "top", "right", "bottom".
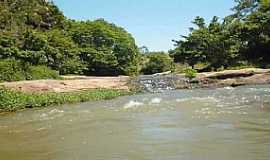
{"left": 2, "top": 68, "right": 269, "bottom": 113}
{"left": 195, "top": 68, "right": 270, "bottom": 88}
{"left": 134, "top": 68, "right": 270, "bottom": 92}
{"left": 1, "top": 68, "right": 270, "bottom": 93}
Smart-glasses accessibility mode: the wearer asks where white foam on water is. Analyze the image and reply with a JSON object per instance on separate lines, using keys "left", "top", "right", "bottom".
{"left": 38, "top": 109, "right": 65, "bottom": 121}
{"left": 176, "top": 98, "right": 190, "bottom": 102}
{"left": 176, "top": 97, "right": 219, "bottom": 103}
{"left": 40, "top": 113, "right": 48, "bottom": 118}
{"left": 223, "top": 86, "right": 235, "bottom": 90}
{"left": 36, "top": 127, "right": 48, "bottom": 131}
{"left": 150, "top": 98, "right": 162, "bottom": 104}
{"left": 123, "top": 100, "right": 144, "bottom": 109}
{"left": 49, "top": 109, "right": 64, "bottom": 114}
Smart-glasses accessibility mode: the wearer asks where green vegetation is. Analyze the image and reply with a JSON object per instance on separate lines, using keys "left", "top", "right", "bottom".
{"left": 184, "top": 68, "right": 197, "bottom": 80}
{"left": 0, "top": 59, "right": 28, "bottom": 82}
{"left": 141, "top": 52, "right": 174, "bottom": 75}
{"left": 0, "top": 0, "right": 269, "bottom": 80}
{"left": 0, "top": 0, "right": 139, "bottom": 82}
{"left": 170, "top": 0, "right": 270, "bottom": 71}
{"left": 0, "top": 58, "right": 60, "bottom": 82}
{"left": 28, "top": 65, "right": 60, "bottom": 80}
{"left": 0, "top": 87, "right": 130, "bottom": 112}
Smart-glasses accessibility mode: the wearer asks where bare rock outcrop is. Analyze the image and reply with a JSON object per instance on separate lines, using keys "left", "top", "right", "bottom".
{"left": 1, "top": 76, "right": 130, "bottom": 93}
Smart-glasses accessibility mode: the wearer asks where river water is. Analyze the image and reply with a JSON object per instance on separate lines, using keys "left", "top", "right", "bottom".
{"left": 1, "top": 85, "right": 270, "bottom": 160}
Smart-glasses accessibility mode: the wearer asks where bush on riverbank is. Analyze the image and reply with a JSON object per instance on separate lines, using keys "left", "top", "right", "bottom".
{"left": 184, "top": 68, "right": 197, "bottom": 80}
{"left": 28, "top": 66, "right": 60, "bottom": 80}
{"left": 0, "top": 59, "right": 60, "bottom": 82}
{"left": 0, "top": 88, "right": 130, "bottom": 112}
{"left": 0, "top": 59, "right": 28, "bottom": 82}
{"left": 141, "top": 52, "right": 174, "bottom": 75}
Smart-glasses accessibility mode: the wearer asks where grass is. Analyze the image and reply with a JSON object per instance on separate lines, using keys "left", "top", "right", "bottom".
{"left": 0, "top": 88, "right": 132, "bottom": 113}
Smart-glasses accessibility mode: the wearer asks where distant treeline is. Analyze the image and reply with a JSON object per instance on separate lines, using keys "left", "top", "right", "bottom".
{"left": 170, "top": 0, "right": 270, "bottom": 71}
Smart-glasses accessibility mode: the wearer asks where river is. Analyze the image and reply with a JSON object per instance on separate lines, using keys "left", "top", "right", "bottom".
{"left": 1, "top": 85, "right": 270, "bottom": 160}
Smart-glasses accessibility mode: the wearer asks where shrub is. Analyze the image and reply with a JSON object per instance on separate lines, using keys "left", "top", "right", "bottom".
{"left": 0, "top": 59, "right": 28, "bottom": 82}
{"left": 28, "top": 66, "right": 60, "bottom": 80}
{"left": 0, "top": 59, "right": 60, "bottom": 82}
{"left": 141, "top": 52, "right": 174, "bottom": 75}
{"left": 184, "top": 68, "right": 197, "bottom": 80}
{"left": 59, "top": 58, "right": 87, "bottom": 75}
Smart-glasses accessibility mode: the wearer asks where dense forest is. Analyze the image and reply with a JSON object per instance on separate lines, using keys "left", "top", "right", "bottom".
{"left": 170, "top": 0, "right": 270, "bottom": 71}
{"left": 0, "top": 0, "right": 139, "bottom": 81}
{"left": 0, "top": 0, "right": 269, "bottom": 81}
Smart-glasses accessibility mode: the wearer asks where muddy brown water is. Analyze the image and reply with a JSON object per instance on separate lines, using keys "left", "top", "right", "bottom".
{"left": 1, "top": 85, "right": 270, "bottom": 160}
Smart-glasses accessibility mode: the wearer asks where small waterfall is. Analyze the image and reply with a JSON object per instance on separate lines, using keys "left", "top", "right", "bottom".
{"left": 133, "top": 74, "right": 190, "bottom": 93}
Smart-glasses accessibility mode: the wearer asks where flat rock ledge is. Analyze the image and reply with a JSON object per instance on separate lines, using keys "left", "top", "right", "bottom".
{"left": 194, "top": 68, "right": 270, "bottom": 88}
{"left": 0, "top": 76, "right": 130, "bottom": 93}
{"left": 1, "top": 68, "right": 270, "bottom": 93}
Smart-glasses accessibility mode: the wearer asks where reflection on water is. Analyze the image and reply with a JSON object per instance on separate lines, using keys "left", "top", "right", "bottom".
{"left": 1, "top": 85, "right": 270, "bottom": 160}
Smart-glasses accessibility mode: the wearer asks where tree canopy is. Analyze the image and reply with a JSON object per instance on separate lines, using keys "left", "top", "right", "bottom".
{"left": 141, "top": 52, "right": 174, "bottom": 75}
{"left": 170, "top": 0, "right": 270, "bottom": 70}
{"left": 0, "top": 0, "right": 139, "bottom": 80}
{"left": 1, "top": 0, "right": 270, "bottom": 81}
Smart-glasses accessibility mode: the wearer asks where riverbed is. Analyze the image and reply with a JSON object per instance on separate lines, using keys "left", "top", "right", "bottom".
{"left": 1, "top": 85, "right": 270, "bottom": 160}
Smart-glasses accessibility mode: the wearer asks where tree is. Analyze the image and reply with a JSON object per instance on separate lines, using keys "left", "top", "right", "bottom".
{"left": 170, "top": 17, "right": 208, "bottom": 68}
{"left": 68, "top": 19, "right": 139, "bottom": 75}
{"left": 171, "top": 15, "right": 242, "bottom": 70}
{"left": 232, "top": 0, "right": 270, "bottom": 66}
{"left": 139, "top": 46, "right": 150, "bottom": 54}
{"left": 141, "top": 52, "right": 174, "bottom": 75}
{"left": 0, "top": 0, "right": 140, "bottom": 81}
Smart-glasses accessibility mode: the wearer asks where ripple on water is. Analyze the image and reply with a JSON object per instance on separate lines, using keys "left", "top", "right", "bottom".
{"left": 1, "top": 85, "right": 270, "bottom": 160}
{"left": 38, "top": 109, "right": 65, "bottom": 121}
{"left": 176, "top": 97, "right": 219, "bottom": 104}
{"left": 223, "top": 86, "right": 235, "bottom": 90}
{"left": 150, "top": 98, "right": 162, "bottom": 104}
{"left": 123, "top": 100, "right": 144, "bottom": 109}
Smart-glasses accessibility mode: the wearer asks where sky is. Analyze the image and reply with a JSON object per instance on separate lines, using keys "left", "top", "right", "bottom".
{"left": 53, "top": 0, "right": 235, "bottom": 51}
